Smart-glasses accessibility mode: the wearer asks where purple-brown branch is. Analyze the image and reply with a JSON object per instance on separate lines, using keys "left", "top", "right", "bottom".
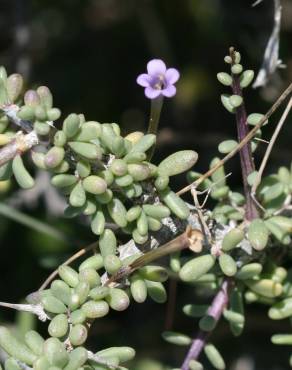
{"left": 230, "top": 48, "right": 259, "bottom": 221}
{"left": 181, "top": 279, "right": 231, "bottom": 370}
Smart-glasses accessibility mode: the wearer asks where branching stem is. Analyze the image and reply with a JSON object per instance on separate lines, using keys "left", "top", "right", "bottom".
{"left": 177, "top": 82, "right": 292, "bottom": 196}
{"left": 0, "top": 131, "right": 38, "bottom": 166}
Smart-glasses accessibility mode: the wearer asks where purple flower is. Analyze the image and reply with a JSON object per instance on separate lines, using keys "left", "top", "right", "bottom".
{"left": 137, "top": 59, "right": 180, "bottom": 99}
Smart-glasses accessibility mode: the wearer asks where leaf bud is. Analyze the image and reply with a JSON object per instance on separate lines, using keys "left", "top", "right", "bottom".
{"left": 81, "top": 300, "right": 109, "bottom": 318}
{"left": 106, "top": 288, "right": 130, "bottom": 311}
{"left": 179, "top": 255, "right": 216, "bottom": 282}
{"left": 162, "top": 331, "right": 191, "bottom": 346}
{"left": 217, "top": 72, "right": 232, "bottom": 86}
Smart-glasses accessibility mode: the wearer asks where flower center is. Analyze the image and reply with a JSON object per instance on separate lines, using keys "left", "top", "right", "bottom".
{"left": 152, "top": 74, "right": 165, "bottom": 90}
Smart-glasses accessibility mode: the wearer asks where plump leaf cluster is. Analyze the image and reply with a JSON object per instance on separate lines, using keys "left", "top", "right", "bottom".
{"left": 1, "top": 49, "right": 292, "bottom": 370}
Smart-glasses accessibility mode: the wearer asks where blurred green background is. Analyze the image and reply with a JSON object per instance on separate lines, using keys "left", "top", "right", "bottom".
{"left": 0, "top": 0, "right": 292, "bottom": 369}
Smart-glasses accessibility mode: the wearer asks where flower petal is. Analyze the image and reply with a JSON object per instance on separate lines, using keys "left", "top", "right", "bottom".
{"left": 145, "top": 87, "right": 162, "bottom": 99}
{"left": 147, "top": 59, "right": 166, "bottom": 76}
{"left": 165, "top": 68, "right": 180, "bottom": 84}
{"left": 162, "top": 85, "right": 176, "bottom": 98}
{"left": 137, "top": 73, "right": 151, "bottom": 87}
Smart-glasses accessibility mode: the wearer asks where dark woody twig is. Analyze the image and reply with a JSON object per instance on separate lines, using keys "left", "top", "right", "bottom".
{"left": 181, "top": 279, "right": 231, "bottom": 370}
{"left": 229, "top": 47, "right": 259, "bottom": 221}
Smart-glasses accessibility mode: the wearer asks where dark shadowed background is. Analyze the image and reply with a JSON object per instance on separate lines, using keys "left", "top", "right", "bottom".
{"left": 0, "top": 0, "right": 292, "bottom": 369}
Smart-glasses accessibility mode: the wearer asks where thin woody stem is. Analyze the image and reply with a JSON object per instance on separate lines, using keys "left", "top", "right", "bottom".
{"left": 105, "top": 227, "right": 192, "bottom": 286}
{"left": 177, "top": 82, "right": 292, "bottom": 196}
{"left": 181, "top": 279, "right": 231, "bottom": 370}
{"left": 39, "top": 241, "right": 98, "bottom": 291}
{"left": 0, "top": 131, "right": 38, "bottom": 166}
{"left": 230, "top": 47, "right": 259, "bottom": 220}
